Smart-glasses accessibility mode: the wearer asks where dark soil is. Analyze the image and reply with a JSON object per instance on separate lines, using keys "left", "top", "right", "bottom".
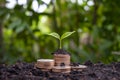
{"left": 0, "top": 61, "right": 120, "bottom": 80}
{"left": 51, "top": 49, "right": 70, "bottom": 55}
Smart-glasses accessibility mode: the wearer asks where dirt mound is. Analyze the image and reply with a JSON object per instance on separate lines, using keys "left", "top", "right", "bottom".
{"left": 0, "top": 61, "right": 120, "bottom": 80}
{"left": 52, "top": 49, "right": 70, "bottom": 55}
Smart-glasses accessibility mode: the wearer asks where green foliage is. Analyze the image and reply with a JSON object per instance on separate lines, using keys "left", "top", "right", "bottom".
{"left": 49, "top": 32, "right": 60, "bottom": 40}
{"left": 49, "top": 31, "right": 75, "bottom": 49}
{"left": 61, "top": 31, "right": 75, "bottom": 40}
{"left": 0, "top": 0, "right": 120, "bottom": 64}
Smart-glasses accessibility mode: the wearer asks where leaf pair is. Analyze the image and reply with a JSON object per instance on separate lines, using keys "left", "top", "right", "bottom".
{"left": 49, "top": 31, "right": 75, "bottom": 40}
{"left": 48, "top": 31, "right": 75, "bottom": 49}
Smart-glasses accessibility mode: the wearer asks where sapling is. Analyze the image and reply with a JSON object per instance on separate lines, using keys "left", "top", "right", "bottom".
{"left": 48, "top": 31, "right": 75, "bottom": 49}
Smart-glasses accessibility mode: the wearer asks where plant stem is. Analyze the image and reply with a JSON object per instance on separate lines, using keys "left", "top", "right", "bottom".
{"left": 60, "top": 39, "right": 62, "bottom": 49}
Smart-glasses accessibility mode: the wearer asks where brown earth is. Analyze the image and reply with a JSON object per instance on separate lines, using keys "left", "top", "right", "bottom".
{"left": 0, "top": 61, "right": 120, "bottom": 80}
{"left": 51, "top": 49, "right": 70, "bottom": 55}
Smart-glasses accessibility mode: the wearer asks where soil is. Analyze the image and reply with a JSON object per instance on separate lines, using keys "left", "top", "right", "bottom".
{"left": 0, "top": 61, "right": 120, "bottom": 80}
{"left": 51, "top": 49, "right": 70, "bottom": 55}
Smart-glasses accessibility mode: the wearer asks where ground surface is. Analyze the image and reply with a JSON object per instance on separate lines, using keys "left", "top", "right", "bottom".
{"left": 0, "top": 61, "right": 120, "bottom": 80}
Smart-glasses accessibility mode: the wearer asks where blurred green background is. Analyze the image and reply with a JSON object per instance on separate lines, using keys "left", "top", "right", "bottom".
{"left": 0, "top": 0, "right": 120, "bottom": 64}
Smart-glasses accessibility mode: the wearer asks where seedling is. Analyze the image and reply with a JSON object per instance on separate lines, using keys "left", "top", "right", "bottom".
{"left": 48, "top": 31, "right": 75, "bottom": 49}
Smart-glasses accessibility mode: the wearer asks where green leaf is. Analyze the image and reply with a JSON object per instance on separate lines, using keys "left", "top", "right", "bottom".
{"left": 15, "top": 22, "right": 26, "bottom": 33}
{"left": 9, "top": 19, "right": 21, "bottom": 29}
{"left": 61, "top": 31, "right": 75, "bottom": 40}
{"left": 48, "top": 32, "right": 60, "bottom": 40}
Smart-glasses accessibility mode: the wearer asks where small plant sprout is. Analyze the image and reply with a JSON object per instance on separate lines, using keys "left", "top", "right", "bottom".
{"left": 48, "top": 31, "right": 75, "bottom": 49}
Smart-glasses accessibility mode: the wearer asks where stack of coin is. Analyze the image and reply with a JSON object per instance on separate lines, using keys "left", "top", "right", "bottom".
{"left": 35, "top": 59, "right": 54, "bottom": 71}
{"left": 52, "top": 66, "right": 71, "bottom": 73}
{"left": 71, "top": 65, "right": 87, "bottom": 71}
{"left": 54, "top": 54, "right": 70, "bottom": 66}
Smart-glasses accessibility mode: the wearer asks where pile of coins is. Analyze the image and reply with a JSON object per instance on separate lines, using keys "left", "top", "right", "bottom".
{"left": 54, "top": 54, "right": 70, "bottom": 66}
{"left": 35, "top": 52, "right": 87, "bottom": 73}
{"left": 36, "top": 59, "right": 54, "bottom": 71}
{"left": 53, "top": 54, "right": 71, "bottom": 73}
